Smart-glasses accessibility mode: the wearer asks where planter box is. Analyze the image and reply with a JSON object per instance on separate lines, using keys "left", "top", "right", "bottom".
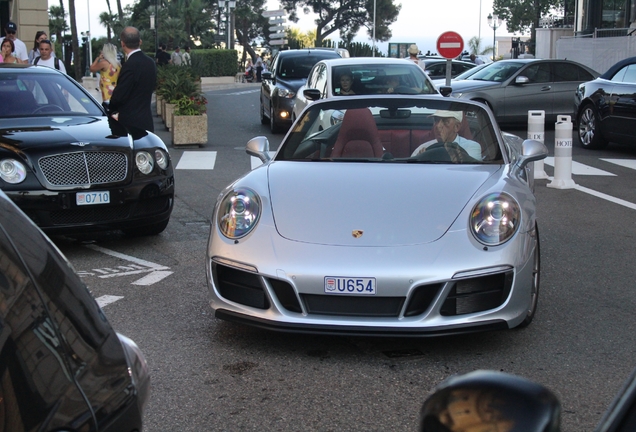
{"left": 156, "top": 95, "right": 163, "bottom": 117}
{"left": 164, "top": 103, "right": 176, "bottom": 130}
{"left": 171, "top": 113, "right": 208, "bottom": 146}
{"left": 161, "top": 99, "right": 168, "bottom": 122}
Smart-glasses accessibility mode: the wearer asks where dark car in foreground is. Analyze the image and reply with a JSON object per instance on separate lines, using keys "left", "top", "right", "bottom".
{"left": 575, "top": 56, "right": 636, "bottom": 149}
{"left": 260, "top": 48, "right": 341, "bottom": 133}
{"left": 448, "top": 59, "right": 599, "bottom": 124}
{"left": 0, "top": 189, "right": 150, "bottom": 430}
{"left": 0, "top": 64, "right": 174, "bottom": 236}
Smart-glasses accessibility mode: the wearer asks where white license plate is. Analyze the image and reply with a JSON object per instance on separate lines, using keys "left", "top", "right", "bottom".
{"left": 76, "top": 191, "right": 110, "bottom": 206}
{"left": 324, "top": 277, "right": 376, "bottom": 295}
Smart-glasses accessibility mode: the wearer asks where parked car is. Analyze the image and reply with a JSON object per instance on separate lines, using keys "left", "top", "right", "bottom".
{"left": 447, "top": 59, "right": 599, "bottom": 124}
{"left": 574, "top": 56, "right": 636, "bottom": 149}
{"left": 420, "top": 58, "right": 477, "bottom": 80}
{"left": 206, "top": 95, "right": 548, "bottom": 336}
{"left": 460, "top": 54, "right": 493, "bottom": 64}
{"left": 260, "top": 48, "right": 341, "bottom": 133}
{"left": 0, "top": 189, "right": 150, "bottom": 430}
{"left": 0, "top": 64, "right": 174, "bottom": 236}
{"left": 293, "top": 57, "right": 440, "bottom": 120}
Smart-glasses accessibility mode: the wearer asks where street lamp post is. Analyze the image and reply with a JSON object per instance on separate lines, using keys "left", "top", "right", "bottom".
{"left": 487, "top": 13, "right": 501, "bottom": 61}
{"left": 218, "top": 0, "right": 236, "bottom": 49}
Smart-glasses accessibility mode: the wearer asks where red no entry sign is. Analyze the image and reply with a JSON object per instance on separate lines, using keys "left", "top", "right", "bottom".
{"left": 437, "top": 31, "right": 464, "bottom": 59}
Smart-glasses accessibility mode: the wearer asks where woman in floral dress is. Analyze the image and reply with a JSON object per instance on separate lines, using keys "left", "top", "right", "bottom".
{"left": 90, "top": 43, "right": 121, "bottom": 110}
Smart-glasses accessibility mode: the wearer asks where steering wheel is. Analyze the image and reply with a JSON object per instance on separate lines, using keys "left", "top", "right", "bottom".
{"left": 32, "top": 104, "right": 64, "bottom": 114}
{"left": 417, "top": 142, "right": 475, "bottom": 163}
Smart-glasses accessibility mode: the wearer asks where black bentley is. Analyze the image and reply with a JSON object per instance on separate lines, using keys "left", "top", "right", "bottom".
{"left": 575, "top": 56, "right": 636, "bottom": 149}
{"left": 0, "top": 64, "right": 174, "bottom": 235}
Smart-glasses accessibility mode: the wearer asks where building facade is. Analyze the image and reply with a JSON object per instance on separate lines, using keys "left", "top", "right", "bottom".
{"left": 1, "top": 0, "right": 49, "bottom": 47}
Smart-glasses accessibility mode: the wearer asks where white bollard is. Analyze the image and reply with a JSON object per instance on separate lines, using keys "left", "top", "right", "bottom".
{"left": 547, "top": 115, "right": 577, "bottom": 189}
{"left": 528, "top": 110, "right": 548, "bottom": 179}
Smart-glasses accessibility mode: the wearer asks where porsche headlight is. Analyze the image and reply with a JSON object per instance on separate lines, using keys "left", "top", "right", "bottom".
{"left": 276, "top": 88, "right": 295, "bottom": 98}
{"left": 135, "top": 151, "right": 154, "bottom": 174}
{"left": 155, "top": 149, "right": 169, "bottom": 169}
{"left": 218, "top": 188, "right": 261, "bottom": 239}
{"left": 470, "top": 193, "right": 520, "bottom": 246}
{"left": 0, "top": 159, "right": 26, "bottom": 184}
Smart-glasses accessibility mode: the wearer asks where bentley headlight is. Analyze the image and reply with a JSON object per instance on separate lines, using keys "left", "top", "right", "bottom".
{"left": 218, "top": 188, "right": 261, "bottom": 239}
{"left": 276, "top": 88, "right": 295, "bottom": 99}
{"left": 470, "top": 193, "right": 520, "bottom": 246}
{"left": 155, "top": 149, "right": 169, "bottom": 169}
{"left": 135, "top": 151, "right": 154, "bottom": 174}
{"left": 0, "top": 159, "right": 26, "bottom": 184}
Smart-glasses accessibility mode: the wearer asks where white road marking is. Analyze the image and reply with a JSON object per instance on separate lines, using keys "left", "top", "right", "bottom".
{"left": 96, "top": 295, "right": 124, "bottom": 308}
{"left": 601, "top": 159, "right": 636, "bottom": 170}
{"left": 85, "top": 244, "right": 168, "bottom": 269}
{"left": 546, "top": 177, "right": 636, "bottom": 210}
{"left": 132, "top": 271, "right": 174, "bottom": 286}
{"left": 544, "top": 157, "right": 615, "bottom": 176}
{"left": 176, "top": 151, "right": 217, "bottom": 170}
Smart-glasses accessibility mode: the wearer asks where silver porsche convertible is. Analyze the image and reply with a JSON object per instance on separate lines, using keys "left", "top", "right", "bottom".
{"left": 206, "top": 95, "right": 548, "bottom": 336}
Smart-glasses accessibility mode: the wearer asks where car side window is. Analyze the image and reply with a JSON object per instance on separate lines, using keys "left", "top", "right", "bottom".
{"left": 522, "top": 64, "right": 551, "bottom": 83}
{"left": 553, "top": 63, "right": 593, "bottom": 82}
{"left": 306, "top": 65, "right": 318, "bottom": 89}
{"left": 314, "top": 64, "right": 328, "bottom": 97}
{"left": 611, "top": 64, "right": 636, "bottom": 83}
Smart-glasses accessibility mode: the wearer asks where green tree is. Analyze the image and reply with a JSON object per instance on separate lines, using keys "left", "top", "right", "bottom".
{"left": 493, "top": 0, "right": 571, "bottom": 53}
{"left": 280, "top": 0, "right": 400, "bottom": 47}
{"left": 48, "top": 5, "right": 68, "bottom": 43}
{"left": 234, "top": 0, "right": 268, "bottom": 62}
{"left": 467, "top": 36, "right": 493, "bottom": 56}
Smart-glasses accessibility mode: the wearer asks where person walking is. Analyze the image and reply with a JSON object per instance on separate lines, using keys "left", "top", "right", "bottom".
{"left": 109, "top": 27, "right": 157, "bottom": 132}
{"left": 28, "top": 31, "right": 49, "bottom": 64}
{"left": 0, "top": 22, "right": 28, "bottom": 63}
{"left": 182, "top": 46, "right": 191, "bottom": 67}
{"left": 33, "top": 39, "right": 66, "bottom": 73}
{"left": 254, "top": 53, "right": 263, "bottom": 82}
{"left": 2, "top": 39, "right": 20, "bottom": 64}
{"left": 155, "top": 43, "right": 170, "bottom": 66}
{"left": 170, "top": 46, "right": 183, "bottom": 65}
{"left": 90, "top": 43, "right": 121, "bottom": 109}
{"left": 407, "top": 44, "right": 424, "bottom": 70}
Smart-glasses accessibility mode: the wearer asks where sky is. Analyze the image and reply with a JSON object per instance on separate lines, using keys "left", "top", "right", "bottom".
{"left": 53, "top": 0, "right": 517, "bottom": 55}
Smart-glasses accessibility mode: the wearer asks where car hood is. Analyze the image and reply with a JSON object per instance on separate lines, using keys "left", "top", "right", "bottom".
{"left": 449, "top": 80, "right": 502, "bottom": 93}
{"left": 0, "top": 116, "right": 137, "bottom": 152}
{"left": 275, "top": 77, "right": 307, "bottom": 92}
{"left": 267, "top": 162, "right": 500, "bottom": 246}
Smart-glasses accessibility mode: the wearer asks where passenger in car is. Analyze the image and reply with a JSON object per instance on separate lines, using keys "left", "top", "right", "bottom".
{"left": 337, "top": 72, "right": 356, "bottom": 95}
{"left": 385, "top": 75, "right": 401, "bottom": 93}
{"left": 411, "top": 110, "right": 482, "bottom": 160}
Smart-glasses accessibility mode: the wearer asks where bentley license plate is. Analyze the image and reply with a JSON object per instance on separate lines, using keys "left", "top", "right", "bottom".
{"left": 76, "top": 191, "right": 110, "bottom": 206}
{"left": 324, "top": 277, "right": 376, "bottom": 295}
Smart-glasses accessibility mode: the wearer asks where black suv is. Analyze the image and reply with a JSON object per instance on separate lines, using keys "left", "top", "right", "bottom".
{"left": 260, "top": 49, "right": 341, "bottom": 133}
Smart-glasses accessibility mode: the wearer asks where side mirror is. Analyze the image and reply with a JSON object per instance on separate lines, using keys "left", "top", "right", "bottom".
{"left": 262, "top": 71, "right": 273, "bottom": 81}
{"left": 515, "top": 75, "right": 530, "bottom": 85}
{"left": 517, "top": 139, "right": 548, "bottom": 170}
{"left": 303, "top": 88, "right": 322, "bottom": 101}
{"left": 439, "top": 86, "right": 452, "bottom": 97}
{"left": 419, "top": 370, "right": 561, "bottom": 432}
{"left": 246, "top": 136, "right": 271, "bottom": 163}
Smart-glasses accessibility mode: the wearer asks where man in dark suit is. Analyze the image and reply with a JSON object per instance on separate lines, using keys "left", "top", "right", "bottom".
{"left": 109, "top": 27, "right": 156, "bottom": 132}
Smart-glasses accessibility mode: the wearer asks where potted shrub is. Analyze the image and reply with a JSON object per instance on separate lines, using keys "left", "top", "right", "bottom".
{"left": 171, "top": 93, "right": 208, "bottom": 146}
{"left": 156, "top": 66, "right": 199, "bottom": 129}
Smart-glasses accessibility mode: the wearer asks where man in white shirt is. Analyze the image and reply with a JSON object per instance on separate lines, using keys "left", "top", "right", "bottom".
{"left": 0, "top": 22, "right": 28, "bottom": 62}
{"left": 411, "top": 110, "right": 482, "bottom": 160}
{"left": 33, "top": 39, "right": 66, "bottom": 73}
{"left": 170, "top": 46, "right": 183, "bottom": 65}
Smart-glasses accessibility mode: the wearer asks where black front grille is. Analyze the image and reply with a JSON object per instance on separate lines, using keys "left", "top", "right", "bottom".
{"left": 301, "top": 294, "right": 405, "bottom": 317}
{"left": 213, "top": 263, "right": 269, "bottom": 309}
{"left": 267, "top": 278, "right": 302, "bottom": 313}
{"left": 441, "top": 271, "right": 514, "bottom": 316}
{"left": 404, "top": 283, "right": 443, "bottom": 317}
{"left": 50, "top": 204, "right": 131, "bottom": 224}
{"left": 39, "top": 151, "right": 128, "bottom": 186}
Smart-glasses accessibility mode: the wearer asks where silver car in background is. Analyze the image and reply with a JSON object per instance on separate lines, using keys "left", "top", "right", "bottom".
{"left": 206, "top": 95, "right": 547, "bottom": 336}
{"left": 447, "top": 59, "right": 599, "bottom": 124}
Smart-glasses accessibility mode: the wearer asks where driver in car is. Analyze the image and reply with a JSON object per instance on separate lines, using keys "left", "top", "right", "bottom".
{"left": 411, "top": 110, "right": 482, "bottom": 161}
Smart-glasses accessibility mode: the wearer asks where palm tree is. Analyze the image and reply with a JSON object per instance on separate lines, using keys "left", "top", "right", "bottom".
{"left": 99, "top": 12, "right": 118, "bottom": 42}
{"left": 68, "top": 0, "right": 82, "bottom": 78}
{"left": 48, "top": 6, "right": 68, "bottom": 43}
{"left": 467, "top": 36, "right": 493, "bottom": 56}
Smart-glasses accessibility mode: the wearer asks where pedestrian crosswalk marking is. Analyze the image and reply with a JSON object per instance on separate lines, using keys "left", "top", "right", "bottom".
{"left": 176, "top": 151, "right": 217, "bottom": 170}
{"left": 601, "top": 159, "right": 636, "bottom": 171}
{"left": 543, "top": 157, "right": 615, "bottom": 176}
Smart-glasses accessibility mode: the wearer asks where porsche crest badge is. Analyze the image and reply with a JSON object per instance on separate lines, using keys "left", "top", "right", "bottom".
{"left": 352, "top": 230, "right": 364, "bottom": 238}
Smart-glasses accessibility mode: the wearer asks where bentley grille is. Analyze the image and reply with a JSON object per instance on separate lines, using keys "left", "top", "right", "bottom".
{"left": 39, "top": 151, "right": 128, "bottom": 186}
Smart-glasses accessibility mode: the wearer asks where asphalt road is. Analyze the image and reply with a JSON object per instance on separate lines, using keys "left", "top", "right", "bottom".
{"left": 52, "top": 86, "right": 636, "bottom": 431}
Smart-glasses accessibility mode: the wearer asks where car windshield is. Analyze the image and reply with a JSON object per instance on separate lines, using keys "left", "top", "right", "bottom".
{"left": 278, "top": 55, "right": 335, "bottom": 79}
{"left": 466, "top": 62, "right": 524, "bottom": 82}
{"left": 277, "top": 98, "right": 503, "bottom": 164}
{"left": 0, "top": 70, "right": 104, "bottom": 118}
{"left": 332, "top": 64, "right": 437, "bottom": 95}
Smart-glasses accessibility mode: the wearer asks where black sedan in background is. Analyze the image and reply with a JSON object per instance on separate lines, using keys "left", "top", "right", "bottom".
{"left": 575, "top": 56, "right": 636, "bottom": 149}
{"left": 260, "top": 48, "right": 341, "bottom": 133}
{"left": 0, "top": 64, "right": 174, "bottom": 236}
{"left": 420, "top": 58, "right": 476, "bottom": 80}
{"left": 0, "top": 189, "right": 150, "bottom": 430}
